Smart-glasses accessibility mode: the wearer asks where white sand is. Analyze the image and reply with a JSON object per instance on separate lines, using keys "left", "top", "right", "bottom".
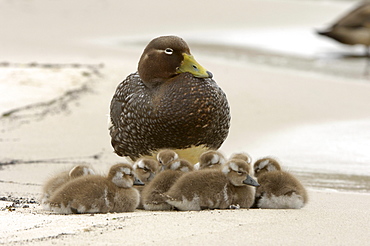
{"left": 1, "top": 0, "right": 370, "bottom": 245}
{"left": 1, "top": 190, "right": 370, "bottom": 245}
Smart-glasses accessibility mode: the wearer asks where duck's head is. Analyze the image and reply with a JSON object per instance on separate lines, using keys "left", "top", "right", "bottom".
{"left": 230, "top": 152, "right": 252, "bottom": 165}
{"left": 133, "top": 158, "right": 161, "bottom": 183}
{"left": 253, "top": 157, "right": 282, "bottom": 178}
{"left": 198, "top": 150, "right": 226, "bottom": 170}
{"left": 109, "top": 163, "right": 144, "bottom": 188}
{"left": 167, "top": 159, "right": 194, "bottom": 172}
{"left": 138, "top": 36, "right": 213, "bottom": 87}
{"left": 157, "top": 149, "right": 179, "bottom": 170}
{"left": 229, "top": 152, "right": 253, "bottom": 174}
{"left": 68, "top": 164, "right": 95, "bottom": 178}
{"left": 222, "top": 159, "right": 259, "bottom": 187}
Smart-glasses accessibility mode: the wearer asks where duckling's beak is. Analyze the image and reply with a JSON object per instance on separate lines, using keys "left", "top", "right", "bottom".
{"left": 134, "top": 177, "right": 145, "bottom": 186}
{"left": 177, "top": 53, "right": 213, "bottom": 78}
{"left": 243, "top": 175, "right": 260, "bottom": 187}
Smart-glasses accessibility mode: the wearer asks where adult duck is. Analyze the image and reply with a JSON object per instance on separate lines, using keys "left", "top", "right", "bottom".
{"left": 110, "top": 36, "right": 230, "bottom": 163}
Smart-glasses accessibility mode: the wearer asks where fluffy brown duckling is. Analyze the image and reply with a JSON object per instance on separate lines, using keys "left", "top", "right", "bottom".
{"left": 229, "top": 158, "right": 256, "bottom": 209}
{"left": 253, "top": 157, "right": 282, "bottom": 178}
{"left": 41, "top": 164, "right": 95, "bottom": 205}
{"left": 230, "top": 152, "right": 252, "bottom": 164}
{"left": 253, "top": 157, "right": 308, "bottom": 209}
{"left": 164, "top": 159, "right": 259, "bottom": 211}
{"left": 133, "top": 158, "right": 161, "bottom": 209}
{"left": 109, "top": 36, "right": 230, "bottom": 164}
{"left": 133, "top": 158, "right": 161, "bottom": 184}
{"left": 46, "top": 163, "right": 144, "bottom": 214}
{"left": 194, "top": 150, "right": 226, "bottom": 170}
{"left": 230, "top": 152, "right": 253, "bottom": 173}
{"left": 157, "top": 149, "right": 179, "bottom": 170}
{"left": 141, "top": 159, "right": 193, "bottom": 211}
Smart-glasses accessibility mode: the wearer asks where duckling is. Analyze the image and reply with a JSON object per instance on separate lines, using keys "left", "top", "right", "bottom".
{"left": 133, "top": 158, "right": 161, "bottom": 209}
{"left": 230, "top": 152, "right": 253, "bottom": 173}
{"left": 230, "top": 152, "right": 252, "bottom": 164}
{"left": 46, "top": 163, "right": 144, "bottom": 214}
{"left": 253, "top": 157, "right": 308, "bottom": 209}
{"left": 141, "top": 159, "right": 193, "bottom": 211}
{"left": 253, "top": 156, "right": 282, "bottom": 178}
{"left": 157, "top": 149, "right": 179, "bottom": 170}
{"left": 229, "top": 159, "right": 256, "bottom": 209}
{"left": 41, "top": 164, "right": 95, "bottom": 205}
{"left": 133, "top": 158, "right": 161, "bottom": 184}
{"left": 109, "top": 36, "right": 230, "bottom": 164}
{"left": 164, "top": 159, "right": 194, "bottom": 172}
{"left": 194, "top": 150, "right": 226, "bottom": 170}
{"left": 164, "top": 159, "right": 259, "bottom": 211}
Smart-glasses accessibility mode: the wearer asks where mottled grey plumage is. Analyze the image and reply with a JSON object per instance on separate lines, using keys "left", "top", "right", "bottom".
{"left": 110, "top": 36, "right": 230, "bottom": 161}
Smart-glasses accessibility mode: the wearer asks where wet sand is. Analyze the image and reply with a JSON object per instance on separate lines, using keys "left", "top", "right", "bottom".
{"left": 1, "top": 0, "right": 370, "bottom": 245}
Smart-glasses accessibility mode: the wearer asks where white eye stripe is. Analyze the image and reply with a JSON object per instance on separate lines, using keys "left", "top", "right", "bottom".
{"left": 164, "top": 48, "right": 173, "bottom": 55}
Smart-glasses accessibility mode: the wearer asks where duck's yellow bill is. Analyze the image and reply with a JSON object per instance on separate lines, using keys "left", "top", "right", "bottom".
{"left": 177, "top": 53, "right": 212, "bottom": 78}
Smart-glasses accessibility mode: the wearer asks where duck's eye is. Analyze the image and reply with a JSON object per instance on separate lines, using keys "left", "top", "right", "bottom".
{"left": 237, "top": 171, "right": 243, "bottom": 175}
{"left": 164, "top": 48, "right": 173, "bottom": 55}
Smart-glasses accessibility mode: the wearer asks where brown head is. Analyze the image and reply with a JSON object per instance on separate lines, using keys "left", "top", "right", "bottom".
{"left": 133, "top": 158, "right": 161, "bottom": 183}
{"left": 222, "top": 159, "right": 259, "bottom": 187}
{"left": 68, "top": 164, "right": 95, "bottom": 178}
{"left": 197, "top": 150, "right": 226, "bottom": 170}
{"left": 230, "top": 152, "right": 252, "bottom": 165}
{"left": 157, "top": 149, "right": 179, "bottom": 168}
{"left": 166, "top": 159, "right": 194, "bottom": 172}
{"left": 108, "top": 163, "right": 144, "bottom": 188}
{"left": 138, "top": 36, "right": 212, "bottom": 87}
{"left": 253, "top": 157, "right": 282, "bottom": 178}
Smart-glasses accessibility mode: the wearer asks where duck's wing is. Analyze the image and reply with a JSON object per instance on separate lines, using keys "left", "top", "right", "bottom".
{"left": 110, "top": 97, "right": 123, "bottom": 131}
{"left": 109, "top": 81, "right": 125, "bottom": 154}
{"left": 109, "top": 72, "right": 147, "bottom": 160}
{"left": 334, "top": 2, "right": 370, "bottom": 28}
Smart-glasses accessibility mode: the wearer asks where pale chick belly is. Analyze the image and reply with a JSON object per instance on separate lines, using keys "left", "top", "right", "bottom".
{"left": 258, "top": 193, "right": 305, "bottom": 209}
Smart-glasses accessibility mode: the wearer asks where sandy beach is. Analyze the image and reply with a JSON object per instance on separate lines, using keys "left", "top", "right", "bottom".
{"left": 1, "top": 0, "right": 370, "bottom": 245}
{"left": 1, "top": 190, "right": 369, "bottom": 245}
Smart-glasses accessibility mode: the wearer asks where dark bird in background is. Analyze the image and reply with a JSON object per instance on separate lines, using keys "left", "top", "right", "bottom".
{"left": 109, "top": 36, "right": 230, "bottom": 164}
{"left": 317, "top": 2, "right": 370, "bottom": 73}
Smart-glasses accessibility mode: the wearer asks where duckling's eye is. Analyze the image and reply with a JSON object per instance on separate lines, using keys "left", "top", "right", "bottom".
{"left": 237, "top": 171, "right": 243, "bottom": 175}
{"left": 164, "top": 48, "right": 173, "bottom": 55}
